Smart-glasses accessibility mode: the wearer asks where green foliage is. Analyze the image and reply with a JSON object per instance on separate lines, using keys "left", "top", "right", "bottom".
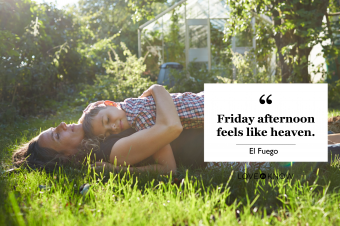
{"left": 163, "top": 7, "right": 185, "bottom": 66}
{"left": 0, "top": 0, "right": 175, "bottom": 119}
{"left": 226, "top": 0, "right": 330, "bottom": 83}
{"left": 76, "top": 0, "right": 150, "bottom": 59}
{"left": 328, "top": 81, "right": 340, "bottom": 108}
{"left": 79, "top": 42, "right": 155, "bottom": 103}
{"left": 141, "top": 3, "right": 186, "bottom": 81}
{"left": 0, "top": 0, "right": 96, "bottom": 119}
{"left": 231, "top": 50, "right": 280, "bottom": 83}
{"left": 168, "top": 64, "right": 217, "bottom": 93}
{"left": 168, "top": 48, "right": 280, "bottom": 93}
{"left": 127, "top": 0, "right": 169, "bottom": 23}
{"left": 324, "top": 1, "right": 340, "bottom": 82}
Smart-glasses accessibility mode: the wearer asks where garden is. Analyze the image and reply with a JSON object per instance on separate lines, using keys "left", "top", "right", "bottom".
{"left": 1, "top": 0, "right": 340, "bottom": 225}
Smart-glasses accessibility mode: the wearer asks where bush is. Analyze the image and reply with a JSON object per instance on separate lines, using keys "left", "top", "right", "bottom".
{"left": 168, "top": 63, "right": 219, "bottom": 93}
{"left": 0, "top": 1, "right": 97, "bottom": 117}
{"left": 78, "top": 42, "right": 155, "bottom": 103}
{"left": 168, "top": 50, "right": 280, "bottom": 94}
{"left": 0, "top": 102, "right": 20, "bottom": 123}
{"left": 231, "top": 50, "right": 280, "bottom": 83}
{"left": 329, "top": 80, "right": 340, "bottom": 108}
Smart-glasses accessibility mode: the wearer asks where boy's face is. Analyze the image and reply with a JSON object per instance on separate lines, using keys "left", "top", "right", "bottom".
{"left": 91, "top": 106, "right": 130, "bottom": 137}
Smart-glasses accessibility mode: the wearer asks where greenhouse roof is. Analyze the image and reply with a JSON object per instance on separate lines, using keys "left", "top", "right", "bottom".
{"left": 139, "top": 0, "right": 231, "bottom": 30}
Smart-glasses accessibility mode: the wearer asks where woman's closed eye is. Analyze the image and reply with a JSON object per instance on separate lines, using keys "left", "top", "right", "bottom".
{"left": 52, "top": 130, "right": 60, "bottom": 141}
{"left": 54, "top": 132, "right": 60, "bottom": 140}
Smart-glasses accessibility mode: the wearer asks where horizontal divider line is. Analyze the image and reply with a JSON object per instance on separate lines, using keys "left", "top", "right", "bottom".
{"left": 236, "top": 144, "right": 296, "bottom": 145}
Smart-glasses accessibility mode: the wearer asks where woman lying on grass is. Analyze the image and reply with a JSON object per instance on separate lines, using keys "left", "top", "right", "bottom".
{"left": 76, "top": 84, "right": 206, "bottom": 172}
{"left": 12, "top": 85, "right": 208, "bottom": 174}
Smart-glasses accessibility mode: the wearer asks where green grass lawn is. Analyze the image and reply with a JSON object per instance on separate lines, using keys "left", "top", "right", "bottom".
{"left": 1, "top": 108, "right": 340, "bottom": 225}
{"left": 328, "top": 108, "right": 340, "bottom": 118}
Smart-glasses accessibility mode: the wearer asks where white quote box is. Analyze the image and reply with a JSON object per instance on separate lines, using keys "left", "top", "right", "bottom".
{"left": 204, "top": 84, "right": 328, "bottom": 162}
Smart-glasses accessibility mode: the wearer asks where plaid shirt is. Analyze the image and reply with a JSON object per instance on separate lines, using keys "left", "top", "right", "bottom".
{"left": 119, "top": 92, "right": 204, "bottom": 132}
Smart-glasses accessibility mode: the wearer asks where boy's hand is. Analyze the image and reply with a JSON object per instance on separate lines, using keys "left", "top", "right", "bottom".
{"left": 139, "top": 84, "right": 164, "bottom": 98}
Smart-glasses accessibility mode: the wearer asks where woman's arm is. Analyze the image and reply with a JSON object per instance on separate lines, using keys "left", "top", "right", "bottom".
{"left": 94, "top": 144, "right": 176, "bottom": 174}
{"left": 109, "top": 85, "right": 182, "bottom": 166}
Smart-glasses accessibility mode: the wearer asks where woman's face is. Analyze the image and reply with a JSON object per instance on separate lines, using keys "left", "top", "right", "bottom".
{"left": 38, "top": 122, "right": 84, "bottom": 156}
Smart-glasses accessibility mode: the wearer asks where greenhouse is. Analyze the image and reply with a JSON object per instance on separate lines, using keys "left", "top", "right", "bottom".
{"left": 138, "top": 0, "right": 273, "bottom": 80}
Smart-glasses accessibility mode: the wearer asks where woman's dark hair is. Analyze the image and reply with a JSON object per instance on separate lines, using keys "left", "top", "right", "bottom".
{"left": 12, "top": 128, "right": 137, "bottom": 171}
{"left": 12, "top": 136, "right": 89, "bottom": 171}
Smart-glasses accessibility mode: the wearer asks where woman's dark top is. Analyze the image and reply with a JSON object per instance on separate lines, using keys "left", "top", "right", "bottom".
{"left": 96, "top": 128, "right": 206, "bottom": 169}
{"left": 96, "top": 131, "right": 340, "bottom": 168}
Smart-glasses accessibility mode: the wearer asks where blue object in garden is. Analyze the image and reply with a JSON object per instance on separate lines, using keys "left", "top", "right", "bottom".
{"left": 158, "top": 62, "right": 183, "bottom": 88}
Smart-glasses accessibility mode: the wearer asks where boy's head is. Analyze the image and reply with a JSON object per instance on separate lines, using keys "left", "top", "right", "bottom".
{"left": 82, "top": 104, "right": 130, "bottom": 138}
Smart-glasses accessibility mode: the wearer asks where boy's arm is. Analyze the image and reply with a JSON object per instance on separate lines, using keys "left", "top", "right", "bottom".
{"left": 151, "top": 144, "right": 176, "bottom": 174}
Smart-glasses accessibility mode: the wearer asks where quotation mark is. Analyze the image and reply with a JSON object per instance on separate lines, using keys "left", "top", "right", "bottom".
{"left": 259, "top": 94, "right": 272, "bottom": 104}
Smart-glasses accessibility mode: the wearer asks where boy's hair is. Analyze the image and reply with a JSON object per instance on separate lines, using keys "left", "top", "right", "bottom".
{"left": 82, "top": 106, "right": 107, "bottom": 139}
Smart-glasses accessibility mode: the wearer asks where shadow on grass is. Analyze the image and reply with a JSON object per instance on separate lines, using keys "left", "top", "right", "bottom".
{"left": 1, "top": 155, "right": 340, "bottom": 225}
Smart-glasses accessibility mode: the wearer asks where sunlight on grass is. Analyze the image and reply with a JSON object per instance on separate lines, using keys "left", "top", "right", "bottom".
{"left": 328, "top": 109, "right": 340, "bottom": 118}
{"left": 1, "top": 108, "right": 340, "bottom": 225}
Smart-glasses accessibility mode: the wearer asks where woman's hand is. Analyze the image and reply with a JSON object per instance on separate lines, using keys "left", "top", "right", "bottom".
{"left": 139, "top": 84, "right": 163, "bottom": 98}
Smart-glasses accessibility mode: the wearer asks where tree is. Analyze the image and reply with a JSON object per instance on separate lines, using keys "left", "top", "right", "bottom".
{"left": 75, "top": 0, "right": 146, "bottom": 59}
{"left": 0, "top": 0, "right": 93, "bottom": 117}
{"left": 325, "top": 0, "right": 340, "bottom": 80}
{"left": 227, "top": 0, "right": 330, "bottom": 83}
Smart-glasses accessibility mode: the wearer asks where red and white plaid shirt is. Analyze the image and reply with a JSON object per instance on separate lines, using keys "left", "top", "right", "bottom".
{"left": 119, "top": 92, "right": 204, "bottom": 132}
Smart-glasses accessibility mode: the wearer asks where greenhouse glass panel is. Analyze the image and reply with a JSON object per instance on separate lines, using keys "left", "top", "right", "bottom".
{"left": 189, "top": 25, "right": 208, "bottom": 48}
{"left": 141, "top": 18, "right": 163, "bottom": 80}
{"left": 186, "top": 0, "right": 208, "bottom": 19}
{"left": 187, "top": 19, "right": 209, "bottom": 63}
{"left": 138, "top": 0, "right": 274, "bottom": 82}
{"left": 209, "top": 0, "right": 229, "bottom": 19}
{"left": 210, "top": 19, "right": 232, "bottom": 77}
{"left": 163, "top": 4, "right": 186, "bottom": 66}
